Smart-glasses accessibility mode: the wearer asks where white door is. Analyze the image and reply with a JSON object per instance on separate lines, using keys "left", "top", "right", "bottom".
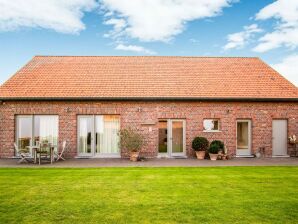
{"left": 272, "top": 120, "right": 288, "bottom": 156}
{"left": 236, "top": 120, "right": 252, "bottom": 156}
{"left": 158, "top": 119, "right": 186, "bottom": 157}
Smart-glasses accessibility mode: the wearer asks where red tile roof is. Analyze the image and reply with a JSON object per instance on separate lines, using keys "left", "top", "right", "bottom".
{"left": 0, "top": 56, "right": 297, "bottom": 100}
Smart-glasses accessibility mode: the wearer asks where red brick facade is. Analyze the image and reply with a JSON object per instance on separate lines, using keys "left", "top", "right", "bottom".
{"left": 0, "top": 100, "right": 297, "bottom": 158}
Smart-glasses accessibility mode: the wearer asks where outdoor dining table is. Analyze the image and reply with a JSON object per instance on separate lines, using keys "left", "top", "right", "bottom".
{"left": 26, "top": 145, "right": 56, "bottom": 164}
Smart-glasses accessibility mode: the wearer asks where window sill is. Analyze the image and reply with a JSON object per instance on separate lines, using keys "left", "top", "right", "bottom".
{"left": 203, "top": 130, "right": 221, "bottom": 133}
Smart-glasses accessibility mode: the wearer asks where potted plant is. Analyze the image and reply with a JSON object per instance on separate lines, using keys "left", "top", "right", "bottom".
{"left": 210, "top": 140, "right": 224, "bottom": 153}
{"left": 119, "top": 127, "right": 146, "bottom": 162}
{"left": 192, "top": 137, "right": 209, "bottom": 159}
{"left": 208, "top": 144, "right": 219, "bottom": 161}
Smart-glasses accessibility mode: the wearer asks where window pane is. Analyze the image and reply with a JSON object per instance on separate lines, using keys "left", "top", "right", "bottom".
{"left": 203, "top": 119, "right": 219, "bottom": 131}
{"left": 213, "top": 120, "right": 219, "bottom": 130}
{"left": 237, "top": 122, "right": 248, "bottom": 149}
{"left": 34, "top": 116, "right": 58, "bottom": 147}
{"left": 158, "top": 121, "right": 167, "bottom": 153}
{"left": 17, "top": 116, "right": 32, "bottom": 151}
{"left": 95, "top": 116, "right": 104, "bottom": 153}
{"left": 96, "top": 115, "right": 120, "bottom": 154}
{"left": 78, "top": 117, "right": 92, "bottom": 154}
{"left": 172, "top": 121, "right": 183, "bottom": 153}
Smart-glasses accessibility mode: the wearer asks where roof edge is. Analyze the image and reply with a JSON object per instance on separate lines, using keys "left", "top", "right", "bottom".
{"left": 0, "top": 97, "right": 297, "bottom": 102}
{"left": 33, "top": 55, "right": 260, "bottom": 59}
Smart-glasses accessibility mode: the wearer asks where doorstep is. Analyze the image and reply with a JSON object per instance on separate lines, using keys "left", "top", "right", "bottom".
{"left": 235, "top": 155, "right": 254, "bottom": 158}
{"left": 272, "top": 155, "right": 290, "bottom": 158}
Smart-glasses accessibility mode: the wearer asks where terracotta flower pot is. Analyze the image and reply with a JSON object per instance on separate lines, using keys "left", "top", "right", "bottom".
{"left": 130, "top": 151, "right": 139, "bottom": 162}
{"left": 209, "top": 153, "right": 218, "bottom": 161}
{"left": 195, "top": 151, "right": 206, "bottom": 160}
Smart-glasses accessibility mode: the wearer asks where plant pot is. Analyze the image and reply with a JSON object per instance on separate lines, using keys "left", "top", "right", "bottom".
{"left": 195, "top": 151, "right": 206, "bottom": 160}
{"left": 255, "top": 152, "right": 261, "bottom": 158}
{"left": 130, "top": 151, "right": 139, "bottom": 162}
{"left": 209, "top": 153, "right": 218, "bottom": 161}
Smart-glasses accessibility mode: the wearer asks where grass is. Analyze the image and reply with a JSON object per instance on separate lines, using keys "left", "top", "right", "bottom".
{"left": 0, "top": 167, "right": 298, "bottom": 224}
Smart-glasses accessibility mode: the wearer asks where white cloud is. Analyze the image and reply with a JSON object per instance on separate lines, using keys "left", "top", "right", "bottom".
{"left": 271, "top": 54, "right": 298, "bottom": 87}
{"left": 253, "top": 0, "right": 298, "bottom": 52}
{"left": 101, "top": 0, "right": 235, "bottom": 42}
{"left": 223, "top": 24, "right": 262, "bottom": 50}
{"left": 0, "top": 0, "right": 98, "bottom": 34}
{"left": 115, "top": 44, "right": 156, "bottom": 54}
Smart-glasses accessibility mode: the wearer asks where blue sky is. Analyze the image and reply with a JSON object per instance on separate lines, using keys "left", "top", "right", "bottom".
{"left": 0, "top": 0, "right": 297, "bottom": 86}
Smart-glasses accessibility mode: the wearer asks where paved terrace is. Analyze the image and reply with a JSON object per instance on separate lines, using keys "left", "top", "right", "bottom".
{"left": 0, "top": 157, "right": 297, "bottom": 167}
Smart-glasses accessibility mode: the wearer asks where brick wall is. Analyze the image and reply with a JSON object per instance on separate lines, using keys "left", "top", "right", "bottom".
{"left": 0, "top": 101, "right": 297, "bottom": 158}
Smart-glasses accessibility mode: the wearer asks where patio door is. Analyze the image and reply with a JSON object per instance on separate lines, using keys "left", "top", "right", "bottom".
{"left": 158, "top": 119, "right": 186, "bottom": 157}
{"left": 77, "top": 115, "right": 120, "bottom": 157}
{"left": 236, "top": 120, "right": 252, "bottom": 156}
{"left": 78, "top": 116, "right": 93, "bottom": 156}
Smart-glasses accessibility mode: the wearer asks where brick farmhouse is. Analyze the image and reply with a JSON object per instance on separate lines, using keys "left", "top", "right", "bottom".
{"left": 0, "top": 56, "right": 297, "bottom": 158}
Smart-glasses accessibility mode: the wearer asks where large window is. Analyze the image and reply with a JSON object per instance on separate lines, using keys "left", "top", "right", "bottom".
{"left": 16, "top": 115, "right": 59, "bottom": 155}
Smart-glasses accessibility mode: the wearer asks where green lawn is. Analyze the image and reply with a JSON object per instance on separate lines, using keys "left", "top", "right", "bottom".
{"left": 0, "top": 167, "right": 297, "bottom": 224}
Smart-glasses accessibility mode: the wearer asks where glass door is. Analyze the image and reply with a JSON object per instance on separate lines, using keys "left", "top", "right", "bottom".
{"left": 78, "top": 115, "right": 120, "bottom": 157}
{"left": 170, "top": 120, "right": 185, "bottom": 157}
{"left": 158, "top": 119, "right": 186, "bottom": 157}
{"left": 78, "top": 116, "right": 93, "bottom": 156}
{"left": 158, "top": 120, "right": 168, "bottom": 154}
{"left": 236, "top": 120, "right": 252, "bottom": 156}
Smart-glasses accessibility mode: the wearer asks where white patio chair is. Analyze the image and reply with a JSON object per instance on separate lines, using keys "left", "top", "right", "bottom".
{"left": 56, "top": 140, "right": 68, "bottom": 162}
{"left": 13, "top": 143, "right": 31, "bottom": 164}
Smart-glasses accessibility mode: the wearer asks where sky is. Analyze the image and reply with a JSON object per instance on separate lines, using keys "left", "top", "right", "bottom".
{"left": 0, "top": 0, "right": 297, "bottom": 86}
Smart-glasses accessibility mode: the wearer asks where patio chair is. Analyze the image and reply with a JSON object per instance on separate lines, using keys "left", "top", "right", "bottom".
{"left": 37, "top": 142, "right": 50, "bottom": 165}
{"left": 56, "top": 140, "right": 68, "bottom": 162}
{"left": 13, "top": 143, "right": 31, "bottom": 164}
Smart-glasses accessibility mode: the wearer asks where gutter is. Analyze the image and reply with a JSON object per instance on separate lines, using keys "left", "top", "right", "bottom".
{"left": 0, "top": 97, "right": 297, "bottom": 102}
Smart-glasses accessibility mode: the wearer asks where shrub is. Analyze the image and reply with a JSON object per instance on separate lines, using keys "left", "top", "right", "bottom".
{"left": 209, "top": 144, "right": 220, "bottom": 154}
{"left": 192, "top": 137, "right": 209, "bottom": 151}
{"left": 118, "top": 128, "right": 146, "bottom": 152}
{"left": 210, "top": 140, "right": 224, "bottom": 150}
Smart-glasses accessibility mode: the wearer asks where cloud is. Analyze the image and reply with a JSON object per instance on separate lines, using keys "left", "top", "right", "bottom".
{"left": 223, "top": 24, "right": 262, "bottom": 50}
{"left": 115, "top": 44, "right": 156, "bottom": 54}
{"left": 271, "top": 54, "right": 298, "bottom": 87}
{"left": 253, "top": 0, "right": 298, "bottom": 52}
{"left": 0, "top": 0, "right": 98, "bottom": 34}
{"left": 101, "top": 0, "right": 235, "bottom": 42}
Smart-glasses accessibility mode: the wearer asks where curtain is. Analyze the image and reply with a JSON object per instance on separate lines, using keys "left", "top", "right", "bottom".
{"left": 95, "top": 116, "right": 104, "bottom": 153}
{"left": 39, "top": 116, "right": 58, "bottom": 145}
{"left": 96, "top": 115, "right": 120, "bottom": 154}
{"left": 79, "top": 118, "right": 88, "bottom": 153}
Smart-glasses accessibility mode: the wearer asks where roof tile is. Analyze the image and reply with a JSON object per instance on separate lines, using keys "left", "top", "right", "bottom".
{"left": 0, "top": 56, "right": 297, "bottom": 100}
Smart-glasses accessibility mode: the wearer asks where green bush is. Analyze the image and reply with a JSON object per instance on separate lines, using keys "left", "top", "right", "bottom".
{"left": 118, "top": 128, "right": 146, "bottom": 152}
{"left": 209, "top": 144, "right": 220, "bottom": 154}
{"left": 192, "top": 137, "right": 209, "bottom": 151}
{"left": 210, "top": 140, "right": 224, "bottom": 150}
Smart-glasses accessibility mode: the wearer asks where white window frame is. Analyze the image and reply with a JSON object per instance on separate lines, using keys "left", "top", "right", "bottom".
{"left": 15, "top": 115, "right": 59, "bottom": 157}
{"left": 203, "top": 119, "right": 220, "bottom": 132}
{"left": 236, "top": 119, "right": 252, "bottom": 157}
{"left": 77, "top": 115, "right": 121, "bottom": 158}
{"left": 158, "top": 119, "right": 186, "bottom": 158}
